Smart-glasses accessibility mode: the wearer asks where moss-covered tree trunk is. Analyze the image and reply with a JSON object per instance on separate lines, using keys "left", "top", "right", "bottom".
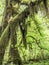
{"left": 8, "top": 22, "right": 23, "bottom": 65}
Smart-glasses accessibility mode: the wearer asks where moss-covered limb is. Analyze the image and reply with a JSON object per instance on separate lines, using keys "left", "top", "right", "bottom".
{"left": 0, "top": 24, "right": 9, "bottom": 46}
{"left": 0, "top": 24, "right": 10, "bottom": 65}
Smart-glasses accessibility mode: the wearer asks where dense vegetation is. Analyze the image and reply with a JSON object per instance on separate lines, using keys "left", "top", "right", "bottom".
{"left": 0, "top": 0, "right": 49, "bottom": 65}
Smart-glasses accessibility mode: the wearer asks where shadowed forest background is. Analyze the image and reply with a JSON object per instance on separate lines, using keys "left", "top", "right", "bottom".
{"left": 0, "top": 0, "right": 49, "bottom": 65}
